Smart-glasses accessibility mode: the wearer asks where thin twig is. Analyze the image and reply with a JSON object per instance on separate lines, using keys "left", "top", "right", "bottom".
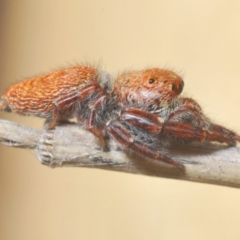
{"left": 0, "top": 119, "right": 240, "bottom": 188}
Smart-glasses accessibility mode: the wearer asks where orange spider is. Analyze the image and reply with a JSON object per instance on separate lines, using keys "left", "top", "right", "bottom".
{"left": 1, "top": 65, "right": 239, "bottom": 169}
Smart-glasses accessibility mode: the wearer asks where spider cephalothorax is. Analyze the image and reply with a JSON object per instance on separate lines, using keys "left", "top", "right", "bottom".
{"left": 112, "top": 68, "right": 184, "bottom": 111}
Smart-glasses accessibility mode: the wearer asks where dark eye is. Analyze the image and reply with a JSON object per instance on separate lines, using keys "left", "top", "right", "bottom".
{"left": 148, "top": 78, "right": 155, "bottom": 84}
{"left": 172, "top": 84, "right": 176, "bottom": 91}
{"left": 171, "top": 81, "right": 184, "bottom": 94}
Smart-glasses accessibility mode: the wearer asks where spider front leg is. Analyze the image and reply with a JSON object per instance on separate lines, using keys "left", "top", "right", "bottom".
{"left": 160, "top": 122, "right": 240, "bottom": 145}
{"left": 119, "top": 108, "right": 164, "bottom": 133}
{"left": 106, "top": 120, "right": 183, "bottom": 169}
{"left": 120, "top": 107, "right": 240, "bottom": 146}
{"left": 119, "top": 108, "right": 208, "bottom": 142}
{"left": 166, "top": 97, "right": 240, "bottom": 145}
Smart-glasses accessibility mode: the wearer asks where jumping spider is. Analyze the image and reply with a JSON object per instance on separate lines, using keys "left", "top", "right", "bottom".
{"left": 1, "top": 65, "right": 239, "bottom": 169}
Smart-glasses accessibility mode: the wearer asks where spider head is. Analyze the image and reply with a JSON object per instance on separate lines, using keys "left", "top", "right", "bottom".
{"left": 142, "top": 68, "right": 184, "bottom": 97}
{"left": 112, "top": 68, "right": 184, "bottom": 108}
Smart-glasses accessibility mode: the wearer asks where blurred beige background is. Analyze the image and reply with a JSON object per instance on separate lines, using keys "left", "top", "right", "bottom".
{"left": 1, "top": 1, "right": 240, "bottom": 240}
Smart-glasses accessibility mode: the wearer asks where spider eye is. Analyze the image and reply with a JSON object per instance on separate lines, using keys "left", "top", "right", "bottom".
{"left": 179, "top": 81, "right": 184, "bottom": 93}
{"left": 172, "top": 84, "right": 176, "bottom": 91}
{"left": 148, "top": 78, "right": 155, "bottom": 84}
{"left": 171, "top": 81, "right": 184, "bottom": 94}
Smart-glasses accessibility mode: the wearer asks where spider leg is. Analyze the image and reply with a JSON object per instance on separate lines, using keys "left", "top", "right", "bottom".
{"left": 48, "top": 82, "right": 109, "bottom": 148}
{"left": 165, "top": 97, "right": 240, "bottom": 145}
{"left": 43, "top": 90, "right": 80, "bottom": 128}
{"left": 120, "top": 108, "right": 208, "bottom": 141}
{"left": 119, "top": 108, "right": 205, "bottom": 141}
{"left": 86, "top": 95, "right": 108, "bottom": 149}
{"left": 46, "top": 107, "right": 60, "bottom": 129}
{"left": 120, "top": 108, "right": 163, "bottom": 133}
{"left": 205, "top": 124, "right": 240, "bottom": 145}
{"left": 167, "top": 98, "right": 205, "bottom": 125}
{"left": 162, "top": 122, "right": 240, "bottom": 145}
{"left": 55, "top": 82, "right": 111, "bottom": 149}
{"left": 120, "top": 107, "right": 240, "bottom": 146}
{"left": 106, "top": 120, "right": 183, "bottom": 169}
{"left": 68, "top": 82, "right": 111, "bottom": 149}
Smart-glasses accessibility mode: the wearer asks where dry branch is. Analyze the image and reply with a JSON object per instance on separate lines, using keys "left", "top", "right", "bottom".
{"left": 1, "top": 119, "right": 240, "bottom": 188}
